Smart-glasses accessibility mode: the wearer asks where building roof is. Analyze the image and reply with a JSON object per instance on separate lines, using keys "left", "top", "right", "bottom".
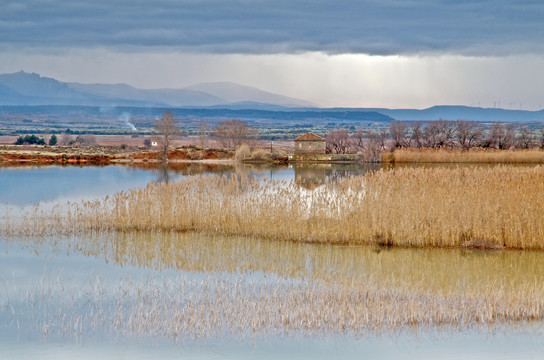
{"left": 294, "top": 132, "right": 325, "bottom": 141}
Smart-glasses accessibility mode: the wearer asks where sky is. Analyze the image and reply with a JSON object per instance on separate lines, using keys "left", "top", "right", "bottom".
{"left": 1, "top": 0, "right": 543, "bottom": 109}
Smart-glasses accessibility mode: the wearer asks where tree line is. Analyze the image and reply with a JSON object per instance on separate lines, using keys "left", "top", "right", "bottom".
{"left": 325, "top": 120, "right": 544, "bottom": 156}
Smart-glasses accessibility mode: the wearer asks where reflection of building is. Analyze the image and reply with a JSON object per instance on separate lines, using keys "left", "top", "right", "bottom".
{"left": 293, "top": 163, "right": 381, "bottom": 189}
{"left": 294, "top": 166, "right": 326, "bottom": 189}
{"left": 294, "top": 133, "right": 325, "bottom": 154}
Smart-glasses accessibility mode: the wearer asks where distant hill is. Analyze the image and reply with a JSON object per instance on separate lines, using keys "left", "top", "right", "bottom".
{"left": 0, "top": 71, "right": 313, "bottom": 108}
{"left": 0, "top": 71, "right": 151, "bottom": 106}
{"left": 0, "top": 105, "right": 394, "bottom": 128}
{"left": 67, "top": 83, "right": 225, "bottom": 107}
{"left": 185, "top": 82, "right": 314, "bottom": 107}
{"left": 0, "top": 72, "right": 542, "bottom": 123}
{"left": 0, "top": 83, "right": 22, "bottom": 97}
{"left": 362, "top": 106, "right": 544, "bottom": 123}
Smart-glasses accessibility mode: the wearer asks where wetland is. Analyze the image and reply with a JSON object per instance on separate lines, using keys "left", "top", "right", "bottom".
{"left": 1, "top": 162, "right": 544, "bottom": 358}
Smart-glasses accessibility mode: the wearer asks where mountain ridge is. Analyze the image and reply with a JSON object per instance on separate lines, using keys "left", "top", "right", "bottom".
{"left": 0, "top": 71, "right": 542, "bottom": 123}
{"left": 0, "top": 71, "right": 312, "bottom": 108}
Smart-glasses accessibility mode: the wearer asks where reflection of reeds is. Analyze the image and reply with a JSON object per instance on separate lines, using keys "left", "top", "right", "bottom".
{"left": 6, "top": 165, "right": 544, "bottom": 249}
{"left": 388, "top": 148, "right": 544, "bottom": 163}
{"left": 37, "top": 232, "right": 544, "bottom": 295}
{"left": 7, "top": 272, "right": 544, "bottom": 340}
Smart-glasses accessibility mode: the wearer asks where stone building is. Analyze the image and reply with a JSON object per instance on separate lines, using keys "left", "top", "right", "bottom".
{"left": 294, "top": 132, "right": 326, "bottom": 155}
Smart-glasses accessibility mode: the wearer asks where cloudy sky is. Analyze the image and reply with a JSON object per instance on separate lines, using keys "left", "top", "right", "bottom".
{"left": 1, "top": 0, "right": 543, "bottom": 109}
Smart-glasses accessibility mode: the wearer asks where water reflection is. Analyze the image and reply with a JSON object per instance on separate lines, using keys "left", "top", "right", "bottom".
{"left": 141, "top": 162, "right": 381, "bottom": 188}
{"left": 4, "top": 162, "right": 529, "bottom": 207}
{"left": 0, "top": 163, "right": 383, "bottom": 215}
{"left": 23, "top": 231, "right": 544, "bottom": 295}
{"left": 293, "top": 163, "right": 379, "bottom": 189}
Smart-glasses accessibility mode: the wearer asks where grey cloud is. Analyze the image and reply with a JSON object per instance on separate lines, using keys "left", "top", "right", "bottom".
{"left": 1, "top": 0, "right": 543, "bottom": 55}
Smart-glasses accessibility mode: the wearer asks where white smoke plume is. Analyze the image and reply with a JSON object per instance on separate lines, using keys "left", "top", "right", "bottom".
{"left": 119, "top": 112, "right": 137, "bottom": 131}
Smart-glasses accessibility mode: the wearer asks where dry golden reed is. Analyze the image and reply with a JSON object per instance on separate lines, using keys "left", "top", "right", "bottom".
{"left": 388, "top": 148, "right": 544, "bottom": 163}
{"left": 5, "top": 164, "right": 544, "bottom": 250}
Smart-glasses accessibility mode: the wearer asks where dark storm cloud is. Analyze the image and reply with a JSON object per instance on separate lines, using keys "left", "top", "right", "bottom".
{"left": 1, "top": 0, "right": 543, "bottom": 55}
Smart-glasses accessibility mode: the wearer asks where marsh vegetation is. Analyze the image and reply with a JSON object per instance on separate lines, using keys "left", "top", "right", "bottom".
{"left": 388, "top": 148, "right": 544, "bottom": 163}
{"left": 2, "top": 163, "right": 544, "bottom": 342}
{"left": 6, "top": 165, "right": 544, "bottom": 249}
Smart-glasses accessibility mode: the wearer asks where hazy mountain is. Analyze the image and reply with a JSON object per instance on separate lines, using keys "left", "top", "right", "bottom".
{"left": 0, "top": 71, "right": 150, "bottom": 106}
{"left": 0, "top": 72, "right": 542, "bottom": 123}
{"left": 0, "top": 83, "right": 22, "bottom": 97}
{"left": 185, "top": 82, "right": 314, "bottom": 107}
{"left": 364, "top": 105, "right": 544, "bottom": 122}
{"left": 67, "top": 83, "right": 225, "bottom": 107}
{"left": 0, "top": 71, "right": 314, "bottom": 108}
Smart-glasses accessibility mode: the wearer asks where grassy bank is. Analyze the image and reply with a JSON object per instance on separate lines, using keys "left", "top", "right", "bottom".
{"left": 6, "top": 165, "right": 544, "bottom": 249}
{"left": 386, "top": 148, "right": 544, "bottom": 163}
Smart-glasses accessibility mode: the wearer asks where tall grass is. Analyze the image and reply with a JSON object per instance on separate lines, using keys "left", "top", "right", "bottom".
{"left": 388, "top": 148, "right": 544, "bottom": 163}
{"left": 4, "top": 165, "right": 544, "bottom": 249}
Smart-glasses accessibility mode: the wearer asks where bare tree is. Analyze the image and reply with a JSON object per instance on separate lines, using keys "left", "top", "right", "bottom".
{"left": 410, "top": 121, "right": 424, "bottom": 148}
{"left": 483, "top": 122, "right": 516, "bottom": 149}
{"left": 389, "top": 121, "right": 409, "bottom": 148}
{"left": 198, "top": 120, "right": 209, "bottom": 147}
{"left": 74, "top": 134, "right": 97, "bottom": 146}
{"left": 154, "top": 111, "right": 181, "bottom": 163}
{"left": 59, "top": 132, "right": 73, "bottom": 146}
{"left": 214, "top": 119, "right": 258, "bottom": 149}
{"left": 516, "top": 125, "right": 535, "bottom": 149}
{"left": 365, "top": 130, "right": 386, "bottom": 161}
{"left": 325, "top": 129, "right": 351, "bottom": 154}
{"left": 351, "top": 129, "right": 367, "bottom": 153}
{"left": 503, "top": 123, "right": 516, "bottom": 149}
{"left": 424, "top": 120, "right": 455, "bottom": 148}
{"left": 456, "top": 120, "right": 483, "bottom": 149}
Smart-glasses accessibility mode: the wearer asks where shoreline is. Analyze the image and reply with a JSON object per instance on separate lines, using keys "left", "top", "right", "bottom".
{"left": 3, "top": 146, "right": 544, "bottom": 167}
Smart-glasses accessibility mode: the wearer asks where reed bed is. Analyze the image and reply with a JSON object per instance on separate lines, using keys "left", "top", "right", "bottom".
{"left": 4, "top": 272, "right": 544, "bottom": 340}
{"left": 388, "top": 148, "right": 544, "bottom": 163}
{"left": 5, "top": 165, "right": 544, "bottom": 249}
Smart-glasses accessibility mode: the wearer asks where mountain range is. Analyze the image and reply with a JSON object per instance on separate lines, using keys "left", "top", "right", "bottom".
{"left": 0, "top": 71, "right": 542, "bottom": 123}
{"left": 0, "top": 71, "right": 313, "bottom": 108}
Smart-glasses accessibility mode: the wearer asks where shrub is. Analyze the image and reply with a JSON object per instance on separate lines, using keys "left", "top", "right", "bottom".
{"left": 49, "top": 134, "right": 58, "bottom": 146}
{"left": 14, "top": 134, "right": 46, "bottom": 145}
{"left": 234, "top": 144, "right": 251, "bottom": 162}
{"left": 250, "top": 149, "right": 271, "bottom": 161}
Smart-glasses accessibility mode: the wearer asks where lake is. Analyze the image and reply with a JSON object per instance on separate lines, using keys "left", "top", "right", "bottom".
{"left": 1, "top": 163, "right": 543, "bottom": 359}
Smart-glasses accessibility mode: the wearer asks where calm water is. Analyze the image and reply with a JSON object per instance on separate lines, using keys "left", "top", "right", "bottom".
{"left": 1, "top": 164, "right": 543, "bottom": 359}
{"left": 0, "top": 163, "right": 379, "bottom": 206}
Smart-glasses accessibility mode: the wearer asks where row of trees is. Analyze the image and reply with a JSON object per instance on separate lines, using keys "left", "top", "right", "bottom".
{"left": 389, "top": 120, "right": 544, "bottom": 150}
{"left": 325, "top": 120, "right": 544, "bottom": 155}
{"left": 14, "top": 134, "right": 59, "bottom": 146}
{"left": 13, "top": 133, "right": 99, "bottom": 146}
{"left": 14, "top": 134, "right": 48, "bottom": 145}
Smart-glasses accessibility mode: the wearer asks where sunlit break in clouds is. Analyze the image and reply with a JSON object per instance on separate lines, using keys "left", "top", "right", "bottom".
{"left": 1, "top": 0, "right": 543, "bottom": 109}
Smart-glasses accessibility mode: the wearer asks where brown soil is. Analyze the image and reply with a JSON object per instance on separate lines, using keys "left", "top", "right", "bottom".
{"left": 0, "top": 145, "right": 234, "bottom": 166}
